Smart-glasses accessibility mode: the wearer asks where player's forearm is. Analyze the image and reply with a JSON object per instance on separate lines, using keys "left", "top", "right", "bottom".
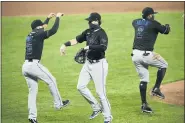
{"left": 47, "top": 17, "right": 60, "bottom": 36}
{"left": 63, "top": 39, "right": 78, "bottom": 47}
{"left": 60, "top": 39, "right": 77, "bottom": 56}
{"left": 163, "top": 24, "right": 170, "bottom": 34}
{"left": 43, "top": 18, "right": 50, "bottom": 29}
{"left": 43, "top": 17, "right": 50, "bottom": 25}
{"left": 158, "top": 24, "right": 170, "bottom": 35}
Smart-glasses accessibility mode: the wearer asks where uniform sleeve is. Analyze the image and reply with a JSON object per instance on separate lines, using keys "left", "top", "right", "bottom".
{"left": 132, "top": 20, "right": 135, "bottom": 27}
{"left": 154, "top": 21, "right": 170, "bottom": 34}
{"left": 43, "top": 17, "right": 50, "bottom": 25}
{"left": 41, "top": 17, "right": 60, "bottom": 40}
{"left": 76, "top": 30, "right": 87, "bottom": 43}
{"left": 40, "top": 31, "right": 49, "bottom": 39}
{"left": 47, "top": 17, "right": 60, "bottom": 37}
{"left": 99, "top": 30, "right": 108, "bottom": 49}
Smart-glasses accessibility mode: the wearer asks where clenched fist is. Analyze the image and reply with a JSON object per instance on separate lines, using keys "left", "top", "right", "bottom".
{"left": 47, "top": 13, "right": 55, "bottom": 19}
{"left": 56, "top": 13, "right": 64, "bottom": 17}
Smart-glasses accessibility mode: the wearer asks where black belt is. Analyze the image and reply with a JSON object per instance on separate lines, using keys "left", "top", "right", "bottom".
{"left": 28, "top": 59, "right": 33, "bottom": 62}
{"left": 87, "top": 58, "right": 100, "bottom": 64}
{"left": 131, "top": 50, "right": 150, "bottom": 56}
{"left": 143, "top": 51, "right": 150, "bottom": 56}
{"left": 26, "top": 59, "right": 40, "bottom": 62}
{"left": 133, "top": 48, "right": 153, "bottom": 51}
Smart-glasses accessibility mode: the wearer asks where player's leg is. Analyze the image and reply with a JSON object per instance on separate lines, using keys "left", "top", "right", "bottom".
{"left": 24, "top": 76, "right": 38, "bottom": 121}
{"left": 22, "top": 62, "right": 39, "bottom": 122}
{"left": 91, "top": 59, "right": 112, "bottom": 122}
{"left": 138, "top": 65, "right": 153, "bottom": 113}
{"left": 144, "top": 52, "right": 168, "bottom": 99}
{"left": 132, "top": 56, "right": 152, "bottom": 113}
{"left": 77, "top": 62, "right": 101, "bottom": 118}
{"left": 35, "top": 62, "right": 69, "bottom": 109}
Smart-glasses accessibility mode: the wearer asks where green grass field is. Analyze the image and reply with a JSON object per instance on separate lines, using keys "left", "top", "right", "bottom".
{"left": 2, "top": 12, "right": 184, "bottom": 123}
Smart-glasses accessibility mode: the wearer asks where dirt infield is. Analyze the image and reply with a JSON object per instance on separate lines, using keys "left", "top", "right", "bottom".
{"left": 159, "top": 80, "right": 184, "bottom": 106}
{"left": 2, "top": 2, "right": 184, "bottom": 16}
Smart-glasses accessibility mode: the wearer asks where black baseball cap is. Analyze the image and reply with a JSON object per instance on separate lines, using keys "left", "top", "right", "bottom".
{"left": 85, "top": 12, "right": 101, "bottom": 21}
{"left": 31, "top": 19, "right": 44, "bottom": 29}
{"left": 142, "top": 7, "right": 158, "bottom": 18}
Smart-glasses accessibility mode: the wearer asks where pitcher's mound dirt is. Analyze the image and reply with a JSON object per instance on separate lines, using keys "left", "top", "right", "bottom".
{"left": 153, "top": 80, "right": 184, "bottom": 106}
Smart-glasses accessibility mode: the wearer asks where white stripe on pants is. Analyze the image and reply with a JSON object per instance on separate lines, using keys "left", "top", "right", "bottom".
{"left": 22, "top": 60, "right": 63, "bottom": 119}
{"left": 77, "top": 58, "right": 112, "bottom": 121}
{"left": 132, "top": 49, "right": 168, "bottom": 82}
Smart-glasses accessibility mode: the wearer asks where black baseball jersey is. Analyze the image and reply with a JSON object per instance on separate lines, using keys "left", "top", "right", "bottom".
{"left": 76, "top": 27, "right": 108, "bottom": 60}
{"left": 132, "top": 18, "right": 169, "bottom": 51}
{"left": 25, "top": 17, "right": 60, "bottom": 60}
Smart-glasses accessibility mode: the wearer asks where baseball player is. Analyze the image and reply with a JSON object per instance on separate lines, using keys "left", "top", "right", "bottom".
{"left": 22, "top": 13, "right": 70, "bottom": 123}
{"left": 131, "top": 7, "right": 170, "bottom": 113}
{"left": 60, "top": 12, "right": 112, "bottom": 123}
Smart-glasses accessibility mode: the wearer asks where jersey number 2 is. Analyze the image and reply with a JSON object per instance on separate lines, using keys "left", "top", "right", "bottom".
{"left": 136, "top": 26, "right": 144, "bottom": 39}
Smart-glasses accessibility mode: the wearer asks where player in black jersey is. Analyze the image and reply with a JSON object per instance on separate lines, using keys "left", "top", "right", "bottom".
{"left": 22, "top": 13, "right": 69, "bottom": 123}
{"left": 131, "top": 7, "right": 170, "bottom": 113}
{"left": 60, "top": 12, "right": 112, "bottom": 123}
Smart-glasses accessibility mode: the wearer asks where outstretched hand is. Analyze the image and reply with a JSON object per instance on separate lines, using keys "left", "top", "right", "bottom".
{"left": 60, "top": 44, "right": 66, "bottom": 56}
{"left": 56, "top": 13, "right": 64, "bottom": 17}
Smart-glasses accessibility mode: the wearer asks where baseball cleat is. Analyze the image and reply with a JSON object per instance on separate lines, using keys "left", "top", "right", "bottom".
{"left": 28, "top": 119, "right": 38, "bottom": 123}
{"left": 141, "top": 103, "right": 153, "bottom": 113}
{"left": 151, "top": 88, "right": 165, "bottom": 99}
{"left": 104, "top": 121, "right": 111, "bottom": 123}
{"left": 56, "top": 100, "right": 70, "bottom": 110}
{"left": 89, "top": 109, "right": 102, "bottom": 120}
{"left": 62, "top": 100, "right": 70, "bottom": 108}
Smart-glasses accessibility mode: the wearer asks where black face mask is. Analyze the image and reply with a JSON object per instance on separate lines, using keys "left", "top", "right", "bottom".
{"left": 88, "top": 21, "right": 100, "bottom": 30}
{"left": 40, "top": 27, "right": 44, "bottom": 31}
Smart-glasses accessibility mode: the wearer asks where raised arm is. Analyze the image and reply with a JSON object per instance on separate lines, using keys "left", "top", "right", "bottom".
{"left": 43, "top": 13, "right": 55, "bottom": 29}
{"left": 46, "top": 13, "right": 64, "bottom": 38}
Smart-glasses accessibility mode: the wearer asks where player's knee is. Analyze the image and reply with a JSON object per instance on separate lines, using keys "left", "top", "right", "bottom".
{"left": 29, "top": 87, "right": 38, "bottom": 94}
{"left": 76, "top": 85, "right": 80, "bottom": 90}
{"left": 50, "top": 76, "right": 56, "bottom": 82}
{"left": 138, "top": 72, "right": 149, "bottom": 83}
{"left": 98, "top": 95, "right": 106, "bottom": 101}
{"left": 47, "top": 77, "right": 56, "bottom": 85}
{"left": 140, "top": 77, "right": 149, "bottom": 83}
{"left": 164, "top": 62, "right": 168, "bottom": 68}
{"left": 161, "top": 61, "right": 168, "bottom": 68}
{"left": 96, "top": 91, "right": 106, "bottom": 100}
{"left": 77, "top": 84, "right": 86, "bottom": 91}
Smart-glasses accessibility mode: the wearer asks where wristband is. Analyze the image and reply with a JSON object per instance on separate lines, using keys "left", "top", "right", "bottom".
{"left": 64, "top": 41, "right": 71, "bottom": 46}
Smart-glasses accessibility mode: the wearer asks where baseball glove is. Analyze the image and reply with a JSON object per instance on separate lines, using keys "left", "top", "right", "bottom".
{"left": 74, "top": 48, "right": 86, "bottom": 64}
